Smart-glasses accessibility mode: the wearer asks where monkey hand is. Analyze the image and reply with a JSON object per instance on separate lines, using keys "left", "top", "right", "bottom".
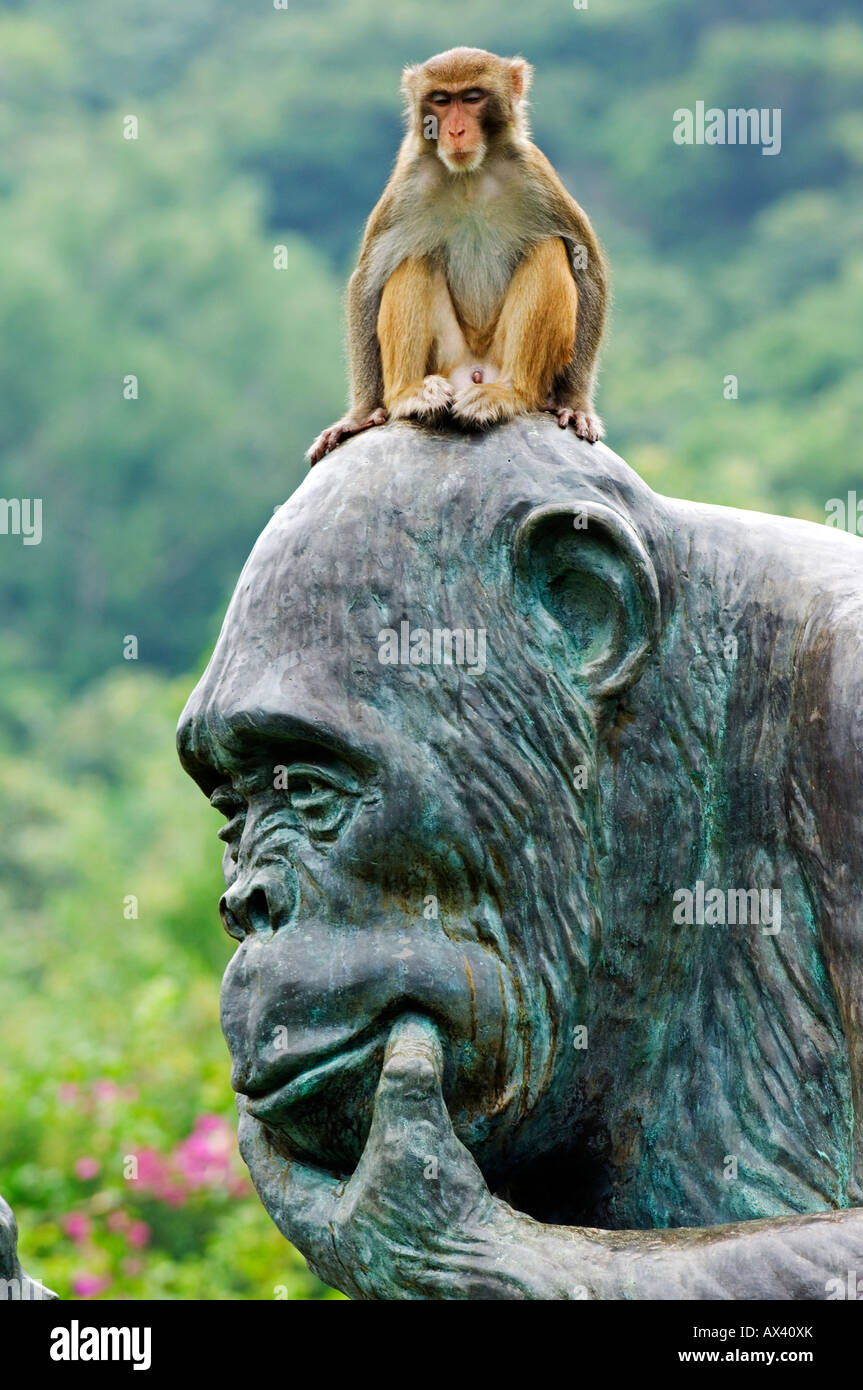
{"left": 237, "top": 1013, "right": 534, "bottom": 1300}
{"left": 307, "top": 407, "right": 388, "bottom": 466}
{"left": 541, "top": 401, "right": 605, "bottom": 443}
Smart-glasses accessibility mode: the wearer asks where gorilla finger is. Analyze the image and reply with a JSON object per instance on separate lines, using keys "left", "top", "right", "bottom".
{"left": 382, "top": 1012, "right": 444, "bottom": 1091}
{"left": 363, "top": 1014, "right": 464, "bottom": 1159}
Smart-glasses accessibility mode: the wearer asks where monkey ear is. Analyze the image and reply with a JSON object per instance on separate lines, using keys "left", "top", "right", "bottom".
{"left": 401, "top": 64, "right": 421, "bottom": 101}
{"left": 513, "top": 501, "right": 661, "bottom": 699}
{"left": 509, "top": 58, "right": 533, "bottom": 103}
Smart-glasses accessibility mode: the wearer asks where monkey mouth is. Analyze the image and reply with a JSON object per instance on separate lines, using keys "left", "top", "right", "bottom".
{"left": 242, "top": 1029, "right": 386, "bottom": 1123}
{"left": 440, "top": 146, "right": 485, "bottom": 173}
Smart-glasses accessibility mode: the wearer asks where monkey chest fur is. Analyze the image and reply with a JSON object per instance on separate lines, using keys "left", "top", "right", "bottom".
{"left": 396, "top": 172, "right": 538, "bottom": 332}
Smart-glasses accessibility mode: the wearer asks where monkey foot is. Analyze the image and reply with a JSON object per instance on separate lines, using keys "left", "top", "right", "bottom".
{"left": 452, "top": 381, "right": 520, "bottom": 427}
{"left": 541, "top": 403, "right": 605, "bottom": 444}
{"left": 388, "top": 375, "right": 454, "bottom": 421}
{"left": 307, "top": 408, "right": 388, "bottom": 466}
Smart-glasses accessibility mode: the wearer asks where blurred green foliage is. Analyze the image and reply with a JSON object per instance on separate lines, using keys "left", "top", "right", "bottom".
{"left": 0, "top": 0, "right": 860, "bottom": 1297}
{"left": 0, "top": 669, "right": 341, "bottom": 1298}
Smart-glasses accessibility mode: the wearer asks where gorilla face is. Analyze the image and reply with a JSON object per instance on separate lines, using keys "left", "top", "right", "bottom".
{"left": 177, "top": 424, "right": 660, "bottom": 1188}
{"left": 208, "top": 687, "right": 527, "bottom": 1176}
{"left": 176, "top": 536, "right": 540, "bottom": 1179}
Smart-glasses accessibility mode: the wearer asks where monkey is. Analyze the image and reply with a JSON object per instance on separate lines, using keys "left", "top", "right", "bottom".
{"left": 307, "top": 47, "right": 608, "bottom": 465}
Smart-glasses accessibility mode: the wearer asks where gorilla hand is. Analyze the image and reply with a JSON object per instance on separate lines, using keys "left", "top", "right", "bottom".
{"left": 238, "top": 1011, "right": 863, "bottom": 1300}
{"left": 237, "top": 1013, "right": 535, "bottom": 1300}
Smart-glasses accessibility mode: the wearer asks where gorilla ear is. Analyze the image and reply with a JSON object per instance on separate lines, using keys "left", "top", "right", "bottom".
{"left": 513, "top": 501, "right": 661, "bottom": 698}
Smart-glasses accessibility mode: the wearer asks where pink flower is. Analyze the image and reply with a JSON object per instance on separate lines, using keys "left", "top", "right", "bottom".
{"left": 73, "top": 1274, "right": 111, "bottom": 1298}
{"left": 131, "top": 1148, "right": 168, "bottom": 1188}
{"left": 94, "top": 1081, "right": 120, "bottom": 1103}
{"left": 159, "top": 1183, "right": 187, "bottom": 1208}
{"left": 127, "top": 1221, "right": 150, "bottom": 1249}
{"left": 194, "top": 1114, "right": 223, "bottom": 1134}
{"left": 64, "top": 1213, "right": 91, "bottom": 1244}
{"left": 173, "top": 1115, "right": 234, "bottom": 1190}
{"left": 127, "top": 1116, "right": 241, "bottom": 1205}
{"left": 58, "top": 1083, "right": 80, "bottom": 1105}
{"left": 74, "top": 1157, "right": 100, "bottom": 1181}
{"left": 106, "top": 1210, "right": 129, "bottom": 1234}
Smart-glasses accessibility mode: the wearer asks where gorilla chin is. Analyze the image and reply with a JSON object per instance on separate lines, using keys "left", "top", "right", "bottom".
{"left": 234, "top": 1008, "right": 521, "bottom": 1178}
{"left": 244, "top": 1029, "right": 389, "bottom": 1172}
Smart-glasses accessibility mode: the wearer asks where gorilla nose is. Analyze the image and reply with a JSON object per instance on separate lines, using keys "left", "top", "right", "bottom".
{"left": 220, "top": 878, "right": 273, "bottom": 934}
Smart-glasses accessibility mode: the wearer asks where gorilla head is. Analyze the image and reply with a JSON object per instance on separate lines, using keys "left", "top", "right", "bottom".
{"left": 178, "top": 417, "right": 863, "bottom": 1241}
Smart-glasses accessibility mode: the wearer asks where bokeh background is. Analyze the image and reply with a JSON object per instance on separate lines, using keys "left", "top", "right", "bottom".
{"left": 1, "top": 0, "right": 861, "bottom": 1299}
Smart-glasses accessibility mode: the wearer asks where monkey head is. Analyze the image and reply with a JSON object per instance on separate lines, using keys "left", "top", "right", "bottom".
{"left": 177, "top": 420, "right": 661, "bottom": 1204}
{"left": 401, "top": 47, "right": 533, "bottom": 174}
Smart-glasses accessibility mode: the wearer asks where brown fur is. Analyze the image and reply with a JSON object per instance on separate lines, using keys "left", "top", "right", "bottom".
{"left": 308, "top": 48, "right": 608, "bottom": 463}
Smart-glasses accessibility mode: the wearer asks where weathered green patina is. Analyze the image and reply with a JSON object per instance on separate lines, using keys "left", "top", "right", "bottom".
{"left": 177, "top": 416, "right": 863, "bottom": 1298}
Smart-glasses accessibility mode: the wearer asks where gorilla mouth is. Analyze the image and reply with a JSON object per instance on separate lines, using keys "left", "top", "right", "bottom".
{"left": 243, "top": 1029, "right": 386, "bottom": 1124}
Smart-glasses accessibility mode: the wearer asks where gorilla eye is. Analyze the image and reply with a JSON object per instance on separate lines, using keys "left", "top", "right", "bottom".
{"left": 211, "top": 783, "right": 247, "bottom": 860}
{"left": 285, "top": 766, "right": 357, "bottom": 842}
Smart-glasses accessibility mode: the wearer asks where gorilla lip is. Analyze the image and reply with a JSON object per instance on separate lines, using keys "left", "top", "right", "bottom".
{"left": 243, "top": 1032, "right": 385, "bottom": 1120}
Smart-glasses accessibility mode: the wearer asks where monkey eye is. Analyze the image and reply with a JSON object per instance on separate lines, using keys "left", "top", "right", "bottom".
{"left": 284, "top": 765, "right": 357, "bottom": 842}
{"left": 427, "top": 90, "right": 451, "bottom": 107}
{"left": 211, "top": 783, "right": 247, "bottom": 860}
{"left": 461, "top": 88, "right": 485, "bottom": 104}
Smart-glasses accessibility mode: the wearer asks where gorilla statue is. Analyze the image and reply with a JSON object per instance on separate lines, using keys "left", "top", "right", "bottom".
{"left": 177, "top": 416, "right": 863, "bottom": 1299}
{"left": 1, "top": 1195, "right": 56, "bottom": 1300}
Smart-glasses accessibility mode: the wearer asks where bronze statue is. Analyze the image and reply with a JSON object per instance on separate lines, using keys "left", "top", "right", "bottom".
{"left": 178, "top": 417, "right": 863, "bottom": 1298}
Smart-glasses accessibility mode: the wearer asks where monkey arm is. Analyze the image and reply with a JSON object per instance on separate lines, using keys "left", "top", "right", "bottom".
{"left": 307, "top": 180, "right": 408, "bottom": 463}
{"left": 344, "top": 177, "right": 409, "bottom": 420}
{"left": 525, "top": 146, "right": 608, "bottom": 418}
{"left": 345, "top": 260, "right": 385, "bottom": 419}
{"left": 305, "top": 192, "right": 401, "bottom": 463}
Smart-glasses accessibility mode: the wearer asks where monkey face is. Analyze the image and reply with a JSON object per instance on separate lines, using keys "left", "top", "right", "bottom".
{"left": 425, "top": 88, "right": 489, "bottom": 173}
{"left": 403, "top": 50, "right": 532, "bottom": 176}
